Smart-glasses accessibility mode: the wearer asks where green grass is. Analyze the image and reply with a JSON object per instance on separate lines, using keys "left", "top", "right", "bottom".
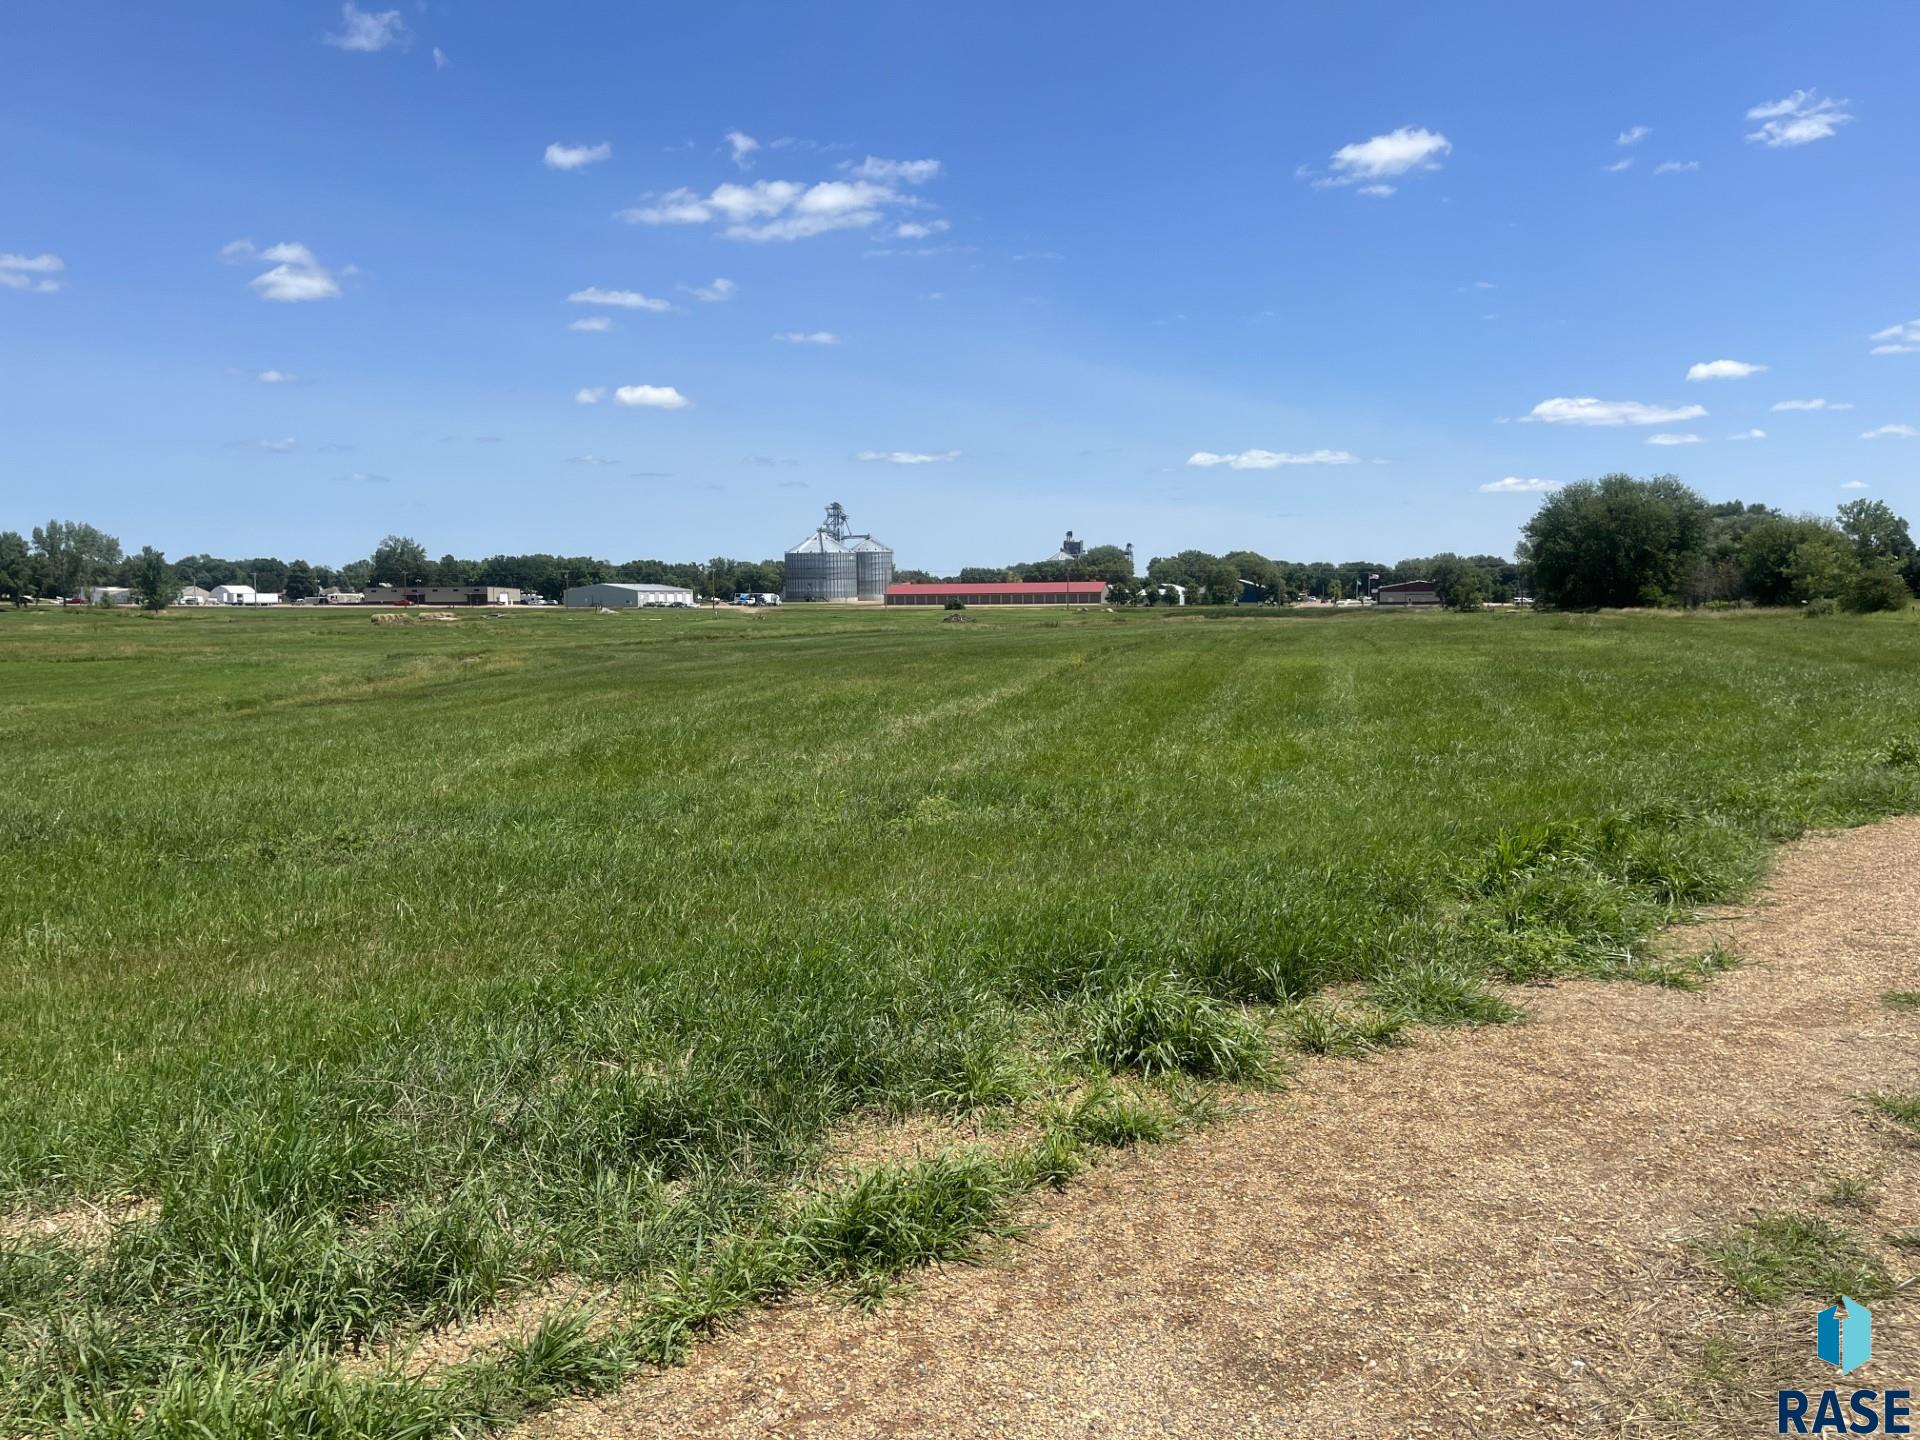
{"left": 1816, "top": 1175, "right": 1875, "bottom": 1211}
{"left": 1866, "top": 1091, "right": 1920, "bottom": 1132}
{"left": 1885, "top": 990, "right": 1920, "bottom": 1011}
{"left": 4, "top": 602, "right": 1920, "bottom": 1436}
{"left": 1702, "top": 1213, "right": 1896, "bottom": 1304}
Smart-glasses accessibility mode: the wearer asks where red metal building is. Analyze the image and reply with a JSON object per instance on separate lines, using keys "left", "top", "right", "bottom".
{"left": 884, "top": 580, "right": 1107, "bottom": 606}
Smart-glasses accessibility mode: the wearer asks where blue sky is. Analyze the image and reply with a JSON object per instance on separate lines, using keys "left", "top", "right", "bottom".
{"left": 3, "top": 2, "right": 1916, "bottom": 571}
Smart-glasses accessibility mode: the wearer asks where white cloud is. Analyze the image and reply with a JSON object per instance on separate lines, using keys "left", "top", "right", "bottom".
{"left": 1187, "top": 449, "right": 1364, "bottom": 469}
{"left": 574, "top": 387, "right": 605, "bottom": 405}
{"left": 220, "top": 240, "right": 344, "bottom": 302}
{"left": 1617, "top": 125, "right": 1652, "bottom": 146}
{"left": 844, "top": 156, "right": 943, "bottom": 184}
{"left": 568, "top": 316, "right": 612, "bottom": 332}
{"left": 615, "top": 385, "right": 691, "bottom": 409}
{"left": 432, "top": 46, "right": 449, "bottom": 70}
{"left": 1646, "top": 433, "right": 1702, "bottom": 445}
{"left": 567, "top": 286, "right": 671, "bottom": 312}
{"left": 725, "top": 130, "right": 761, "bottom": 168}
{"left": 1728, "top": 429, "right": 1767, "bottom": 440}
{"left": 1653, "top": 160, "right": 1700, "bottom": 175}
{"left": 257, "top": 369, "right": 297, "bottom": 383}
{"left": 773, "top": 331, "right": 838, "bottom": 345}
{"left": 1356, "top": 184, "right": 1396, "bottom": 198}
{"left": 1321, "top": 126, "right": 1452, "bottom": 189}
{"left": 570, "top": 454, "right": 618, "bottom": 466}
{"left": 323, "top": 2, "right": 408, "bottom": 52}
{"left": 1603, "top": 158, "right": 1634, "bottom": 173}
{"left": 1861, "top": 424, "right": 1918, "bottom": 440}
{"left": 256, "top": 437, "right": 296, "bottom": 452}
{"left": 858, "top": 449, "right": 959, "bottom": 465}
{"left": 687, "top": 277, "right": 736, "bottom": 302}
{"left": 0, "top": 252, "right": 65, "bottom": 293}
{"left": 1841, "top": 480, "right": 1870, "bottom": 489}
{"left": 1870, "top": 320, "right": 1920, "bottom": 355}
{"left": 1480, "top": 477, "right": 1560, "bottom": 493}
{"left": 1746, "top": 90, "right": 1852, "bottom": 148}
{"left": 618, "top": 176, "right": 925, "bottom": 242}
{"left": 545, "top": 141, "right": 612, "bottom": 171}
{"left": 1771, "top": 398, "right": 1852, "bottom": 412}
{"left": 1687, "top": 358, "right": 1767, "bottom": 381}
{"left": 1526, "top": 397, "right": 1707, "bottom": 426}
{"left": 893, "top": 219, "right": 950, "bottom": 240}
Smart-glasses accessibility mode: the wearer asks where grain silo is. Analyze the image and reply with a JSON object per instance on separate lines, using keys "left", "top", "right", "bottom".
{"left": 848, "top": 535, "right": 894, "bottom": 600}
{"left": 782, "top": 526, "right": 856, "bottom": 602}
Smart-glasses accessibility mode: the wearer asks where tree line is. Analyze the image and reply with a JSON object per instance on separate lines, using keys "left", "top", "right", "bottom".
{"left": 1522, "top": 477, "right": 1918, "bottom": 612}
{"left": 4, "top": 478, "right": 1915, "bottom": 613}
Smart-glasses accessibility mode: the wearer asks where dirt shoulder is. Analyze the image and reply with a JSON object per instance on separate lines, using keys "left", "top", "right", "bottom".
{"left": 523, "top": 818, "right": 1920, "bottom": 1438}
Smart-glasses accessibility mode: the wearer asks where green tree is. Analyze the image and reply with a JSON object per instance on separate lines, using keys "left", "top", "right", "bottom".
{"left": 1843, "top": 559, "right": 1913, "bottom": 614}
{"left": 1737, "top": 516, "right": 1840, "bottom": 605}
{"left": 1519, "top": 474, "right": 1709, "bottom": 609}
{"left": 370, "top": 535, "right": 429, "bottom": 587}
{"left": 1787, "top": 531, "right": 1857, "bottom": 604}
{"left": 30, "top": 519, "right": 123, "bottom": 598}
{"left": 128, "top": 546, "right": 175, "bottom": 611}
{"left": 0, "top": 530, "right": 33, "bottom": 605}
{"left": 1078, "top": 544, "right": 1137, "bottom": 587}
{"left": 283, "top": 560, "right": 319, "bottom": 600}
{"left": 1426, "top": 555, "right": 1490, "bottom": 610}
{"left": 1835, "top": 498, "right": 1915, "bottom": 563}
{"left": 1223, "top": 550, "right": 1285, "bottom": 602}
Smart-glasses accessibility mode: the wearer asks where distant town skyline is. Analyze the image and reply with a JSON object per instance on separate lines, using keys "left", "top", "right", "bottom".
{"left": 3, "top": 2, "right": 1916, "bottom": 572}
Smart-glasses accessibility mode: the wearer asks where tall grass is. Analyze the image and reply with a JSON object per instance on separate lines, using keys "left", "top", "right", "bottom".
{"left": 4, "top": 603, "right": 1920, "bottom": 1435}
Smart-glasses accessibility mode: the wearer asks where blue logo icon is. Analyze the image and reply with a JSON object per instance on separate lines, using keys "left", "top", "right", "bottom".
{"left": 1818, "top": 1296, "right": 1872, "bottom": 1375}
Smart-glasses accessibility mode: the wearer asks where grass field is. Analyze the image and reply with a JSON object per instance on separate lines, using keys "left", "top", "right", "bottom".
{"left": 4, "top": 602, "right": 1920, "bottom": 1437}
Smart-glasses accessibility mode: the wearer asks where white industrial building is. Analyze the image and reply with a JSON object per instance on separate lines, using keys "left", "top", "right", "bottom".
{"left": 211, "top": 584, "right": 257, "bottom": 605}
{"left": 562, "top": 582, "right": 696, "bottom": 608}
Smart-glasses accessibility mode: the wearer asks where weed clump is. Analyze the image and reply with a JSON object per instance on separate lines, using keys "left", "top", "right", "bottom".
{"left": 1702, "top": 1213, "right": 1894, "bottom": 1304}
{"left": 1081, "top": 973, "right": 1269, "bottom": 1080}
{"left": 1368, "top": 959, "right": 1520, "bottom": 1027}
{"left": 1865, "top": 1091, "right": 1920, "bottom": 1133}
{"left": 1279, "top": 1001, "right": 1406, "bottom": 1057}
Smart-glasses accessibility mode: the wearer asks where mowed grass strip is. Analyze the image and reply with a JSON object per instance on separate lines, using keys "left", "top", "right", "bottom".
{"left": 3, "top": 603, "right": 1920, "bottom": 1436}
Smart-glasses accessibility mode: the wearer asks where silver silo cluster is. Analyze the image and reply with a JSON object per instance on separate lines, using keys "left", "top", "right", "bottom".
{"left": 782, "top": 504, "right": 892, "bottom": 602}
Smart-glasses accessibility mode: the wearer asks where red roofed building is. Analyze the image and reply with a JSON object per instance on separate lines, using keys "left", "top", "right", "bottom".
{"left": 884, "top": 580, "right": 1107, "bottom": 607}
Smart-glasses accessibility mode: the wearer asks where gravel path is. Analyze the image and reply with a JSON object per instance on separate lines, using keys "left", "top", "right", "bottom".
{"left": 523, "top": 818, "right": 1920, "bottom": 1438}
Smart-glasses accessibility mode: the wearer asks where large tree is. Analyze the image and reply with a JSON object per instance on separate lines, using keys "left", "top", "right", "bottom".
{"left": 1737, "top": 516, "right": 1843, "bottom": 606}
{"left": 30, "top": 519, "right": 122, "bottom": 598}
{"left": 1835, "top": 498, "right": 1915, "bottom": 563}
{"left": 1519, "top": 474, "right": 1708, "bottom": 609}
{"left": 283, "top": 560, "right": 319, "bottom": 600}
{"left": 0, "top": 530, "right": 34, "bottom": 605}
{"left": 1836, "top": 498, "right": 1920, "bottom": 594}
{"left": 128, "top": 546, "right": 175, "bottom": 611}
{"left": 369, "top": 535, "right": 429, "bottom": 587}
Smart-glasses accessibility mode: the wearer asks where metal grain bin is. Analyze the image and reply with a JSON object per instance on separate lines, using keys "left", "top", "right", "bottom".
{"left": 782, "top": 530, "right": 856, "bottom": 601}
{"left": 848, "top": 536, "right": 894, "bottom": 600}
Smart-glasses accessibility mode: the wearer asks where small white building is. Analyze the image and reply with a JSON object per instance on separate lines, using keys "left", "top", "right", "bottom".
{"left": 211, "top": 584, "right": 257, "bottom": 605}
{"left": 563, "top": 582, "right": 696, "bottom": 608}
{"left": 81, "top": 586, "right": 133, "bottom": 606}
{"left": 177, "top": 585, "right": 215, "bottom": 606}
